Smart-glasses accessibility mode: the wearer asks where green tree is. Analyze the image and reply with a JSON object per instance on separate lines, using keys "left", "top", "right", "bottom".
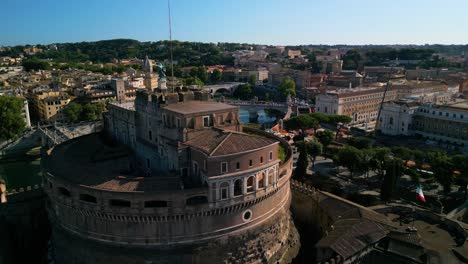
{"left": 347, "top": 137, "right": 372, "bottom": 149}
{"left": 381, "top": 158, "right": 404, "bottom": 201}
{"left": 63, "top": 102, "right": 82, "bottom": 123}
{"left": 391, "top": 146, "right": 413, "bottom": 166}
{"left": 370, "top": 147, "right": 391, "bottom": 179}
{"left": 337, "top": 146, "right": 364, "bottom": 178}
{"left": 294, "top": 142, "right": 308, "bottom": 181}
{"left": 412, "top": 149, "right": 426, "bottom": 169}
{"left": 248, "top": 74, "right": 257, "bottom": 86}
{"left": 233, "top": 84, "right": 254, "bottom": 100}
{"left": 82, "top": 104, "right": 98, "bottom": 121}
{"left": 452, "top": 155, "right": 468, "bottom": 199}
{"left": 316, "top": 130, "right": 334, "bottom": 153}
{"left": 184, "top": 76, "right": 204, "bottom": 87}
{"left": 284, "top": 115, "right": 318, "bottom": 130}
{"left": 278, "top": 76, "right": 296, "bottom": 97}
{"left": 22, "top": 58, "right": 50, "bottom": 71}
{"left": 189, "top": 67, "right": 199, "bottom": 78}
{"left": 431, "top": 155, "right": 455, "bottom": 195}
{"left": 0, "top": 96, "right": 26, "bottom": 140}
{"left": 197, "top": 66, "right": 208, "bottom": 83}
{"left": 307, "top": 141, "right": 323, "bottom": 167}
{"left": 210, "top": 69, "right": 222, "bottom": 83}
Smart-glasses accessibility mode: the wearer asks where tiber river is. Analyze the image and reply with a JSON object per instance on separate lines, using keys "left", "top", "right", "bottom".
{"left": 238, "top": 106, "right": 284, "bottom": 124}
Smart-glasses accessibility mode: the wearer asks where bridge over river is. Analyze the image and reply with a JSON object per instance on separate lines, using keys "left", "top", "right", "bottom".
{"left": 221, "top": 99, "right": 311, "bottom": 123}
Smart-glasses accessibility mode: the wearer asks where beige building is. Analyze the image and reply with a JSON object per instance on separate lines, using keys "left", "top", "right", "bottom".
{"left": 412, "top": 101, "right": 468, "bottom": 147}
{"left": 33, "top": 91, "right": 71, "bottom": 123}
{"left": 287, "top": 49, "right": 301, "bottom": 59}
{"left": 316, "top": 86, "right": 398, "bottom": 130}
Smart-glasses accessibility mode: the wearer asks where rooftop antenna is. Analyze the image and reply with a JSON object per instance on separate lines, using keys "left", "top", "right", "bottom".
{"left": 168, "top": 0, "right": 175, "bottom": 92}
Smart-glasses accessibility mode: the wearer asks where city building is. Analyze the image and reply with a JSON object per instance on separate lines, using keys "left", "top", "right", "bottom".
{"left": 315, "top": 86, "right": 398, "bottom": 130}
{"left": 33, "top": 91, "right": 71, "bottom": 123}
{"left": 287, "top": 49, "right": 301, "bottom": 59}
{"left": 327, "top": 70, "right": 363, "bottom": 88}
{"left": 42, "top": 87, "right": 299, "bottom": 263}
{"left": 363, "top": 66, "right": 405, "bottom": 82}
{"left": 412, "top": 100, "right": 468, "bottom": 146}
{"left": 142, "top": 55, "right": 159, "bottom": 91}
{"left": 378, "top": 100, "right": 420, "bottom": 136}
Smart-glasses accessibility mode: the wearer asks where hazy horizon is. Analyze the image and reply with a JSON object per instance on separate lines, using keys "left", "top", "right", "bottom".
{"left": 3, "top": 38, "right": 468, "bottom": 48}
{"left": 2, "top": 0, "right": 468, "bottom": 46}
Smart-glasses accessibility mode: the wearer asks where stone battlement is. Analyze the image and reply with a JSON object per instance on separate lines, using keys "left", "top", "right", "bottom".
{"left": 4, "top": 183, "right": 43, "bottom": 196}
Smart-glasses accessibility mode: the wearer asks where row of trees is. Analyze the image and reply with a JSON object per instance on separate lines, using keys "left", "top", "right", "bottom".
{"left": 63, "top": 102, "right": 105, "bottom": 123}
{"left": 284, "top": 113, "right": 352, "bottom": 131}
{"left": 293, "top": 130, "right": 336, "bottom": 181}
{"left": 9, "top": 39, "right": 235, "bottom": 66}
{"left": 334, "top": 142, "right": 468, "bottom": 200}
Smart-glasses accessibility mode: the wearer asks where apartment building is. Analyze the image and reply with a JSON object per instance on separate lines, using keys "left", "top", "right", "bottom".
{"left": 33, "top": 91, "right": 71, "bottom": 123}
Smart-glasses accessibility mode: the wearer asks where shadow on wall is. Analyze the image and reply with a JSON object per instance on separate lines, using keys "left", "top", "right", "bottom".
{"left": 0, "top": 189, "right": 50, "bottom": 264}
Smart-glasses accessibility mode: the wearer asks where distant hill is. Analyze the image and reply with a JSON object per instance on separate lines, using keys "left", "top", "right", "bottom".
{"left": 1, "top": 39, "right": 242, "bottom": 66}
{"left": 1, "top": 39, "right": 467, "bottom": 67}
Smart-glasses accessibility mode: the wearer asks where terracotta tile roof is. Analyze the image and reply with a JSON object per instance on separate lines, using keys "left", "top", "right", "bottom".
{"left": 184, "top": 129, "right": 277, "bottom": 156}
{"left": 164, "top": 101, "right": 238, "bottom": 115}
{"left": 315, "top": 191, "right": 394, "bottom": 260}
{"left": 184, "top": 129, "right": 229, "bottom": 155}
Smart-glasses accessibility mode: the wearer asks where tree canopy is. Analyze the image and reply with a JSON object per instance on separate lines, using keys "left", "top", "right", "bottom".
{"left": 63, "top": 102, "right": 105, "bottom": 123}
{"left": 233, "top": 84, "right": 254, "bottom": 100}
{"left": 0, "top": 96, "right": 26, "bottom": 140}
{"left": 278, "top": 76, "right": 296, "bottom": 97}
{"left": 284, "top": 115, "right": 318, "bottom": 130}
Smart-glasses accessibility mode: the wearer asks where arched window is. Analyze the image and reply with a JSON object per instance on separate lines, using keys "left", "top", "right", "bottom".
{"left": 268, "top": 169, "right": 275, "bottom": 185}
{"left": 246, "top": 176, "right": 255, "bottom": 193}
{"left": 220, "top": 182, "right": 229, "bottom": 200}
{"left": 258, "top": 172, "right": 266, "bottom": 188}
{"left": 234, "top": 179, "right": 243, "bottom": 196}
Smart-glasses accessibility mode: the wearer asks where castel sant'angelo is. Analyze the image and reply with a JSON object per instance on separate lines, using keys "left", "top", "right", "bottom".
{"left": 42, "top": 58, "right": 300, "bottom": 263}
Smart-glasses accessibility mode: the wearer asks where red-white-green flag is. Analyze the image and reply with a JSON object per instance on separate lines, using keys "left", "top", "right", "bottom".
{"left": 416, "top": 184, "right": 426, "bottom": 202}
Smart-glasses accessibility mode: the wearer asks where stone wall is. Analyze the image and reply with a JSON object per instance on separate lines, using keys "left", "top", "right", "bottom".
{"left": 0, "top": 189, "right": 50, "bottom": 264}
{"left": 51, "top": 201, "right": 299, "bottom": 264}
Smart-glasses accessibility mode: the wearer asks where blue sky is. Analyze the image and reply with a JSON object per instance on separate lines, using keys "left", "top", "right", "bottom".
{"left": 2, "top": 0, "right": 468, "bottom": 46}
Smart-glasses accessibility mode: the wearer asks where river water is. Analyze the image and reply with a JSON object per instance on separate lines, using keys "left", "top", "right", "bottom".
{"left": 238, "top": 106, "right": 281, "bottom": 124}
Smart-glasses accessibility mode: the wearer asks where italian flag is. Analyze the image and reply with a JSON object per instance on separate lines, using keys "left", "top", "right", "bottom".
{"left": 416, "top": 185, "right": 426, "bottom": 202}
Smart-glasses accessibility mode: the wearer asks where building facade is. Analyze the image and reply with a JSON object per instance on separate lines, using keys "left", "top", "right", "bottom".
{"left": 412, "top": 101, "right": 468, "bottom": 146}
{"left": 315, "top": 86, "right": 398, "bottom": 130}
{"left": 33, "top": 91, "right": 71, "bottom": 123}
{"left": 378, "top": 100, "right": 419, "bottom": 136}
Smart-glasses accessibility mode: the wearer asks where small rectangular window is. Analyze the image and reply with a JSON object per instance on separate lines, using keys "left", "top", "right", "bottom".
{"left": 249, "top": 160, "right": 253, "bottom": 167}
{"left": 221, "top": 162, "right": 228, "bottom": 173}
{"left": 236, "top": 162, "right": 240, "bottom": 170}
{"left": 110, "top": 199, "right": 131, "bottom": 207}
{"left": 260, "top": 156, "right": 264, "bottom": 163}
{"left": 269, "top": 151, "right": 273, "bottom": 160}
